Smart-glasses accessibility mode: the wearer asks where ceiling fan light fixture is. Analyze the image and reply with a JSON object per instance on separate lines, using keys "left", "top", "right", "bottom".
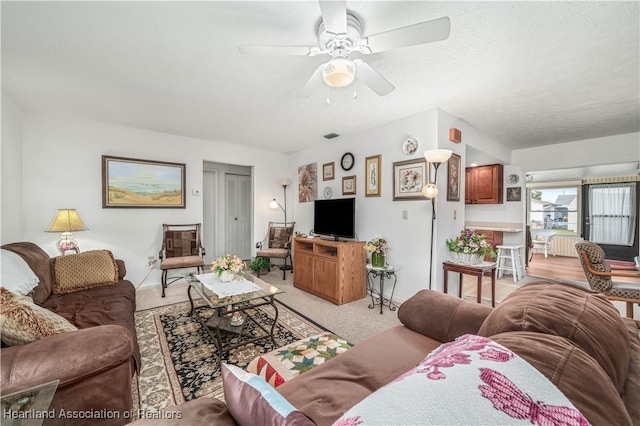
{"left": 322, "top": 57, "right": 356, "bottom": 88}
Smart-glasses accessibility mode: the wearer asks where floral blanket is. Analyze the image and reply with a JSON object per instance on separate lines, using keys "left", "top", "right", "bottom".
{"left": 333, "top": 334, "right": 590, "bottom": 426}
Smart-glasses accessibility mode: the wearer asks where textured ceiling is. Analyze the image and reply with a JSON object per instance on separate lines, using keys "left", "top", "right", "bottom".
{"left": 2, "top": 1, "right": 639, "bottom": 154}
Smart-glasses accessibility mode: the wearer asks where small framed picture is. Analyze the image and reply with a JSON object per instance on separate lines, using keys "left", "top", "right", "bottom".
{"left": 342, "top": 175, "right": 356, "bottom": 195}
{"left": 392, "top": 158, "right": 427, "bottom": 201}
{"left": 322, "top": 162, "right": 335, "bottom": 181}
{"left": 507, "top": 187, "right": 522, "bottom": 202}
{"left": 447, "top": 153, "right": 461, "bottom": 202}
{"left": 365, "top": 155, "right": 381, "bottom": 197}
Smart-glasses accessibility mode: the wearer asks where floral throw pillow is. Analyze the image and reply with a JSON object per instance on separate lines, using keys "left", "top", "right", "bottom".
{"left": 333, "top": 335, "right": 588, "bottom": 426}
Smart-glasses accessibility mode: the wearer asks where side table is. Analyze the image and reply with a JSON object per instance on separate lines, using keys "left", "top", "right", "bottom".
{"left": 442, "top": 261, "right": 497, "bottom": 307}
{"left": 366, "top": 265, "right": 400, "bottom": 314}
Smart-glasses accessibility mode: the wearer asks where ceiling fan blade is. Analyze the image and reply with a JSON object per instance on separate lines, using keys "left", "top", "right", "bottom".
{"left": 238, "top": 45, "right": 323, "bottom": 56}
{"left": 359, "top": 16, "right": 450, "bottom": 54}
{"left": 318, "top": 0, "right": 347, "bottom": 35}
{"left": 355, "top": 60, "right": 395, "bottom": 97}
{"left": 296, "top": 65, "right": 324, "bottom": 98}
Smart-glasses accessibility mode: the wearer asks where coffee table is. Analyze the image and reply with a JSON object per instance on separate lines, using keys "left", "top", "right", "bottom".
{"left": 186, "top": 272, "right": 284, "bottom": 368}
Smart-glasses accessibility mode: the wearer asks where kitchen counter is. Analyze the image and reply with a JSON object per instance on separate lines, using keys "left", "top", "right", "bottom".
{"left": 465, "top": 221, "right": 523, "bottom": 232}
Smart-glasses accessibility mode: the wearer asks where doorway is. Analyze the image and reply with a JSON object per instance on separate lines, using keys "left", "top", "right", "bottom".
{"left": 582, "top": 181, "right": 638, "bottom": 261}
{"left": 203, "top": 162, "right": 252, "bottom": 262}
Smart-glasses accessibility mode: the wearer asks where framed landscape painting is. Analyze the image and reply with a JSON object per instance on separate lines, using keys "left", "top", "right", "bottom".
{"left": 392, "top": 158, "right": 427, "bottom": 201}
{"left": 102, "top": 156, "right": 186, "bottom": 208}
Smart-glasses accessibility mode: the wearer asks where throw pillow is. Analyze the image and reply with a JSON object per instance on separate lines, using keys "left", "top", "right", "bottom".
{"left": 333, "top": 335, "right": 589, "bottom": 426}
{"left": 0, "top": 287, "right": 77, "bottom": 346}
{"left": 52, "top": 250, "right": 119, "bottom": 295}
{"left": 221, "top": 363, "right": 315, "bottom": 426}
{"left": 246, "top": 332, "right": 353, "bottom": 388}
{"left": 1, "top": 249, "right": 40, "bottom": 295}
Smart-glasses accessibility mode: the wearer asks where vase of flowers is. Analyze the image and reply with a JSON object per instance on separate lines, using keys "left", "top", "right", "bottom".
{"left": 365, "top": 236, "right": 388, "bottom": 268}
{"left": 446, "top": 230, "right": 496, "bottom": 265}
{"left": 211, "top": 254, "right": 245, "bottom": 282}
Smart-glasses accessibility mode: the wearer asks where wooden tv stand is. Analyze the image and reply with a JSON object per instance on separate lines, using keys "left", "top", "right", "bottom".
{"left": 293, "top": 237, "right": 366, "bottom": 305}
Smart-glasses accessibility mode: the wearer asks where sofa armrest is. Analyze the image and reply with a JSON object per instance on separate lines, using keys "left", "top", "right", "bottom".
{"left": 398, "top": 290, "right": 492, "bottom": 342}
{"left": 1, "top": 324, "right": 135, "bottom": 394}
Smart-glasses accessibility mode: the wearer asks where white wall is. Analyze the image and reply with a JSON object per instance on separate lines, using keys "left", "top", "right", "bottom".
{"left": 16, "top": 113, "right": 293, "bottom": 287}
{"left": 291, "top": 108, "right": 508, "bottom": 302}
{"left": 1, "top": 91, "right": 25, "bottom": 243}
{"left": 512, "top": 133, "right": 640, "bottom": 172}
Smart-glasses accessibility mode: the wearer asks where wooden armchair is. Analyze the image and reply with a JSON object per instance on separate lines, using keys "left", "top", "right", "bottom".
{"left": 159, "top": 223, "right": 206, "bottom": 297}
{"left": 255, "top": 222, "right": 295, "bottom": 280}
{"left": 575, "top": 241, "right": 640, "bottom": 318}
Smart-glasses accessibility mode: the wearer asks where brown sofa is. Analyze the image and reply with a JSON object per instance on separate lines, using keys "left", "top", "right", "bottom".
{"left": 134, "top": 280, "right": 639, "bottom": 426}
{"left": 1, "top": 242, "right": 140, "bottom": 425}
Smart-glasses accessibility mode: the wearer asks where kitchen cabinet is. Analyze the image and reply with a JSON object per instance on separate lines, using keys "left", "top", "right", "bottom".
{"left": 465, "top": 164, "right": 503, "bottom": 204}
{"left": 293, "top": 237, "right": 366, "bottom": 305}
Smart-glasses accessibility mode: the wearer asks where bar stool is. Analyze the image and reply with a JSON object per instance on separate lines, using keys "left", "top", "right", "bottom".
{"left": 496, "top": 245, "right": 525, "bottom": 282}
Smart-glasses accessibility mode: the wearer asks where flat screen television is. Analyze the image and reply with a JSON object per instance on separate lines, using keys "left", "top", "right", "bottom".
{"left": 313, "top": 198, "right": 356, "bottom": 241}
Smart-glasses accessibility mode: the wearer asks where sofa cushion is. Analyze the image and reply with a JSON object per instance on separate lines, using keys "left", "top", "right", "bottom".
{"left": 478, "top": 281, "right": 630, "bottom": 393}
{"left": 1, "top": 242, "right": 53, "bottom": 305}
{"left": 622, "top": 318, "right": 640, "bottom": 424}
{"left": 398, "top": 289, "right": 492, "bottom": 342}
{"left": 52, "top": 250, "right": 119, "bottom": 294}
{"left": 277, "top": 325, "right": 441, "bottom": 426}
{"left": 490, "top": 331, "right": 632, "bottom": 426}
{"left": 0, "top": 287, "right": 77, "bottom": 346}
{"left": 1, "top": 249, "right": 40, "bottom": 295}
{"left": 221, "top": 363, "right": 314, "bottom": 426}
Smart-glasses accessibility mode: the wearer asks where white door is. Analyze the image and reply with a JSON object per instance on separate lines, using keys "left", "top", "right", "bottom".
{"left": 225, "top": 174, "right": 251, "bottom": 259}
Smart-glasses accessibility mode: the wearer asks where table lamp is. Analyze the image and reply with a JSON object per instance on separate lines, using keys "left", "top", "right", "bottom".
{"left": 46, "top": 209, "right": 88, "bottom": 254}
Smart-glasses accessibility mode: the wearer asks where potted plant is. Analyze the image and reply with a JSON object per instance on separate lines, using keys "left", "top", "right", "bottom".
{"left": 446, "top": 230, "right": 496, "bottom": 265}
{"left": 211, "top": 254, "right": 245, "bottom": 282}
{"left": 248, "top": 256, "right": 271, "bottom": 274}
{"left": 365, "top": 236, "right": 388, "bottom": 267}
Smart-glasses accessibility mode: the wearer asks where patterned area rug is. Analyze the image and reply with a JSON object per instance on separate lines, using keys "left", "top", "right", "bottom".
{"left": 132, "top": 299, "right": 327, "bottom": 414}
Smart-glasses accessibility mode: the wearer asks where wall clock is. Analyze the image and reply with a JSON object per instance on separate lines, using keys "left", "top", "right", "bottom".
{"left": 323, "top": 186, "right": 332, "bottom": 199}
{"left": 341, "top": 152, "right": 355, "bottom": 171}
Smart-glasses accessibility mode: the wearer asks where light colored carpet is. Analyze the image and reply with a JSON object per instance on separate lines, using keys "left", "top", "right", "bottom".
{"left": 136, "top": 269, "right": 546, "bottom": 344}
{"left": 137, "top": 270, "right": 401, "bottom": 344}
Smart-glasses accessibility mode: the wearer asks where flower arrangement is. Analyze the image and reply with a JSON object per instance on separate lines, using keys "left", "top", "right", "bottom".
{"left": 446, "top": 230, "right": 496, "bottom": 258}
{"left": 365, "top": 236, "right": 388, "bottom": 254}
{"left": 211, "top": 254, "right": 245, "bottom": 276}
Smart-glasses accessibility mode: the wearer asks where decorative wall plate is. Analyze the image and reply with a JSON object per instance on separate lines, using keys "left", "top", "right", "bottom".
{"left": 341, "top": 152, "right": 355, "bottom": 171}
{"left": 507, "top": 174, "right": 520, "bottom": 184}
{"left": 323, "top": 186, "right": 332, "bottom": 199}
{"left": 402, "top": 137, "right": 418, "bottom": 155}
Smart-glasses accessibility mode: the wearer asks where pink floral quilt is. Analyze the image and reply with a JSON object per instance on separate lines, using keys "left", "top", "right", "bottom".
{"left": 333, "top": 334, "right": 590, "bottom": 426}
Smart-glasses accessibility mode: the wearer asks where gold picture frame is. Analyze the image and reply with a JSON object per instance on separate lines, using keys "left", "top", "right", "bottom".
{"left": 342, "top": 175, "right": 357, "bottom": 195}
{"left": 102, "top": 155, "right": 186, "bottom": 208}
{"left": 392, "top": 158, "right": 427, "bottom": 201}
{"left": 323, "top": 162, "right": 335, "bottom": 181}
{"left": 447, "top": 153, "right": 461, "bottom": 201}
{"left": 365, "top": 155, "right": 382, "bottom": 197}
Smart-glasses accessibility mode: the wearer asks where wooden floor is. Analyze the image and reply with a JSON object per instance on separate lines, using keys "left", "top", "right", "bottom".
{"left": 526, "top": 254, "right": 639, "bottom": 284}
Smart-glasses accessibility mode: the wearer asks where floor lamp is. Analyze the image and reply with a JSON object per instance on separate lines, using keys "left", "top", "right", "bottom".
{"left": 269, "top": 178, "right": 292, "bottom": 222}
{"left": 422, "top": 149, "right": 453, "bottom": 290}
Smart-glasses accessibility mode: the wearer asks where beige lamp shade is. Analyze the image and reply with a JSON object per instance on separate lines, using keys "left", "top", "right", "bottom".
{"left": 424, "top": 149, "right": 453, "bottom": 164}
{"left": 46, "top": 209, "right": 88, "bottom": 232}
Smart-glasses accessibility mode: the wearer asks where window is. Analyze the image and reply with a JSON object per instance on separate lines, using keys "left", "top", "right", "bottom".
{"left": 528, "top": 185, "right": 579, "bottom": 238}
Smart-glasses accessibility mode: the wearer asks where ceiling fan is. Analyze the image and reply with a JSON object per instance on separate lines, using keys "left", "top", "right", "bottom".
{"left": 238, "top": 0, "right": 450, "bottom": 98}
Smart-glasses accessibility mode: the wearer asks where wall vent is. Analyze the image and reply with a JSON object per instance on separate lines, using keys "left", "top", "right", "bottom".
{"left": 323, "top": 133, "right": 340, "bottom": 139}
